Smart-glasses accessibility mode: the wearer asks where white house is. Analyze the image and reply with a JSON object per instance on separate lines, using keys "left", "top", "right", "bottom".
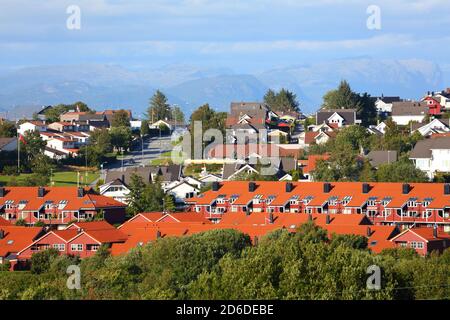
{"left": 45, "top": 137, "right": 78, "bottom": 156}
{"left": 130, "top": 120, "right": 142, "bottom": 131}
{"left": 412, "top": 119, "right": 450, "bottom": 137}
{"left": 99, "top": 179, "right": 130, "bottom": 204}
{"left": 410, "top": 136, "right": 450, "bottom": 179}
{"left": 375, "top": 96, "right": 401, "bottom": 114}
{"left": 18, "top": 121, "right": 47, "bottom": 136}
{"left": 165, "top": 181, "right": 200, "bottom": 205}
{"left": 391, "top": 102, "right": 428, "bottom": 126}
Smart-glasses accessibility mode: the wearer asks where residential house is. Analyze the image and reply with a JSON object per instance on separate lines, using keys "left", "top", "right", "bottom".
{"left": 411, "top": 118, "right": 450, "bottom": 137}
{"left": 0, "top": 137, "right": 18, "bottom": 152}
{"left": 0, "top": 186, "right": 127, "bottom": 226}
{"left": 17, "top": 121, "right": 47, "bottom": 136}
{"left": 164, "top": 180, "right": 201, "bottom": 205}
{"left": 421, "top": 96, "right": 443, "bottom": 115}
{"left": 47, "top": 121, "right": 77, "bottom": 132}
{"left": 226, "top": 102, "right": 270, "bottom": 143}
{"left": 298, "top": 154, "right": 330, "bottom": 181}
{"left": 187, "top": 181, "right": 450, "bottom": 230}
{"left": 104, "top": 165, "right": 182, "bottom": 188}
{"left": 410, "top": 136, "right": 450, "bottom": 179}
{"left": 367, "top": 150, "right": 398, "bottom": 168}
{"left": 391, "top": 101, "right": 428, "bottom": 125}
{"left": 315, "top": 109, "right": 360, "bottom": 127}
{"left": 375, "top": 96, "right": 401, "bottom": 114}
{"left": 0, "top": 226, "right": 44, "bottom": 270}
{"left": 367, "top": 121, "right": 388, "bottom": 135}
{"left": 18, "top": 221, "right": 127, "bottom": 263}
{"left": 390, "top": 227, "right": 450, "bottom": 256}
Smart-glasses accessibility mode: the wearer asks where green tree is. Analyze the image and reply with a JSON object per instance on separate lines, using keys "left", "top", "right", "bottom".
{"left": 264, "top": 88, "right": 300, "bottom": 112}
{"left": 0, "top": 120, "right": 16, "bottom": 137}
{"left": 110, "top": 126, "right": 132, "bottom": 152}
{"left": 164, "top": 194, "right": 176, "bottom": 213}
{"left": 30, "top": 248, "right": 59, "bottom": 274}
{"left": 148, "top": 90, "right": 171, "bottom": 122}
{"left": 111, "top": 110, "right": 131, "bottom": 128}
{"left": 172, "top": 106, "right": 185, "bottom": 124}
{"left": 322, "top": 80, "right": 376, "bottom": 126}
{"left": 140, "top": 120, "right": 150, "bottom": 136}
{"left": 376, "top": 158, "right": 428, "bottom": 182}
{"left": 126, "top": 173, "right": 147, "bottom": 216}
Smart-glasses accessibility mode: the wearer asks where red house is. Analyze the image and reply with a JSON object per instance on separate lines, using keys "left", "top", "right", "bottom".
{"left": 18, "top": 221, "right": 127, "bottom": 263}
{"left": 0, "top": 226, "right": 44, "bottom": 270}
{"left": 0, "top": 186, "right": 127, "bottom": 227}
{"left": 422, "top": 96, "right": 442, "bottom": 115}
{"left": 390, "top": 227, "right": 450, "bottom": 256}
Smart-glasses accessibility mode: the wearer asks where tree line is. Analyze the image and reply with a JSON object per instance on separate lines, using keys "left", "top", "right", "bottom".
{"left": 0, "top": 223, "right": 448, "bottom": 300}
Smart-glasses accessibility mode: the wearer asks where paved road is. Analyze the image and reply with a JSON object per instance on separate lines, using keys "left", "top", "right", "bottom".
{"left": 103, "top": 134, "right": 173, "bottom": 174}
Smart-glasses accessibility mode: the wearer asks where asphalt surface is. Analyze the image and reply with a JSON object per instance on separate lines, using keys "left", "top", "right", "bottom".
{"left": 102, "top": 134, "right": 173, "bottom": 176}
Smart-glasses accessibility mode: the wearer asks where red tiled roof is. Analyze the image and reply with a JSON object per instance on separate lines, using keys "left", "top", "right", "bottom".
{"left": 0, "top": 226, "right": 43, "bottom": 257}
{"left": 0, "top": 187, "right": 126, "bottom": 212}
{"left": 301, "top": 154, "right": 330, "bottom": 174}
{"left": 0, "top": 217, "right": 11, "bottom": 226}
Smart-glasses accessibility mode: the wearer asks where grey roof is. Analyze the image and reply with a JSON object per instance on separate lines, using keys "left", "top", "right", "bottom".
{"left": 367, "top": 150, "right": 398, "bottom": 167}
{"left": 0, "top": 137, "right": 16, "bottom": 149}
{"left": 391, "top": 102, "right": 428, "bottom": 116}
{"left": 277, "top": 157, "right": 297, "bottom": 172}
{"left": 316, "top": 109, "right": 357, "bottom": 125}
{"left": 222, "top": 163, "right": 256, "bottom": 180}
{"left": 230, "top": 102, "right": 269, "bottom": 113}
{"left": 377, "top": 96, "right": 401, "bottom": 104}
{"left": 410, "top": 137, "right": 450, "bottom": 159}
{"left": 44, "top": 146, "right": 66, "bottom": 156}
{"left": 105, "top": 165, "right": 182, "bottom": 184}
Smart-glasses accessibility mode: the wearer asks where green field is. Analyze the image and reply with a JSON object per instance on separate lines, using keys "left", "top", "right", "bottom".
{"left": 0, "top": 170, "right": 99, "bottom": 187}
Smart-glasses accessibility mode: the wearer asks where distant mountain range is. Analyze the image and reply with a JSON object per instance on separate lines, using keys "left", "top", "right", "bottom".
{"left": 0, "top": 58, "right": 445, "bottom": 120}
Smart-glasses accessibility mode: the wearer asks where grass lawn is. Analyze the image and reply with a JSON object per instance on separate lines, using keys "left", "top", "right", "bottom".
{"left": 150, "top": 150, "right": 183, "bottom": 166}
{"left": 0, "top": 170, "right": 99, "bottom": 187}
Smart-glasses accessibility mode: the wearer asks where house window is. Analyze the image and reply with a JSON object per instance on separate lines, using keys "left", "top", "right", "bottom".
{"left": 71, "top": 244, "right": 83, "bottom": 251}
{"left": 399, "top": 242, "right": 407, "bottom": 248}
{"left": 53, "top": 244, "right": 65, "bottom": 251}
{"left": 90, "top": 245, "right": 100, "bottom": 251}
{"left": 367, "top": 200, "right": 376, "bottom": 206}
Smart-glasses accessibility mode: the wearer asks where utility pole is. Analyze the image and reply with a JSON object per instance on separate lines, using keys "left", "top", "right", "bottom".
{"left": 17, "top": 130, "right": 20, "bottom": 173}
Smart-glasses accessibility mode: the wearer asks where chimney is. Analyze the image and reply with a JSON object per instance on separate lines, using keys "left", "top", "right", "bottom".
{"left": 268, "top": 212, "right": 274, "bottom": 224}
{"left": 402, "top": 183, "right": 410, "bottom": 194}
{"left": 248, "top": 182, "right": 256, "bottom": 192}
{"left": 362, "top": 183, "right": 370, "bottom": 194}
{"left": 77, "top": 188, "right": 84, "bottom": 198}
{"left": 308, "top": 213, "right": 313, "bottom": 221}
{"left": 0, "top": 187, "right": 4, "bottom": 197}
{"left": 285, "top": 182, "right": 293, "bottom": 192}
{"left": 212, "top": 182, "right": 220, "bottom": 191}
{"left": 323, "top": 182, "right": 331, "bottom": 193}
{"left": 366, "top": 227, "right": 372, "bottom": 237}
{"left": 121, "top": 174, "right": 125, "bottom": 183}
{"left": 156, "top": 230, "right": 162, "bottom": 239}
{"left": 38, "top": 187, "right": 45, "bottom": 198}
{"left": 0, "top": 229, "right": 4, "bottom": 239}
{"left": 433, "top": 225, "right": 438, "bottom": 238}
{"left": 325, "top": 214, "right": 331, "bottom": 225}
{"left": 444, "top": 183, "right": 450, "bottom": 195}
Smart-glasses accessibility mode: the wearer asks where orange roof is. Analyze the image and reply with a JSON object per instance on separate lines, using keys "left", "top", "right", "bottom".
{"left": 0, "top": 187, "right": 126, "bottom": 212}
{"left": 302, "top": 154, "right": 330, "bottom": 174}
{"left": 393, "top": 227, "right": 450, "bottom": 242}
{"left": 0, "top": 217, "right": 11, "bottom": 226}
{"left": 190, "top": 181, "right": 450, "bottom": 210}
{"left": 0, "top": 226, "right": 43, "bottom": 257}
{"left": 67, "top": 221, "right": 127, "bottom": 243}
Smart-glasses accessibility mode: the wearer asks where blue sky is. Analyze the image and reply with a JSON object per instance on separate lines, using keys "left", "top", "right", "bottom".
{"left": 1, "top": 0, "right": 450, "bottom": 72}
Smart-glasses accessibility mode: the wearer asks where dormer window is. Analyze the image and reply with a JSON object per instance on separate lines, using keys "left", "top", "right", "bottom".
{"left": 367, "top": 197, "right": 377, "bottom": 207}
{"left": 342, "top": 196, "right": 352, "bottom": 206}
{"left": 328, "top": 196, "right": 338, "bottom": 206}
{"left": 407, "top": 197, "right": 418, "bottom": 207}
